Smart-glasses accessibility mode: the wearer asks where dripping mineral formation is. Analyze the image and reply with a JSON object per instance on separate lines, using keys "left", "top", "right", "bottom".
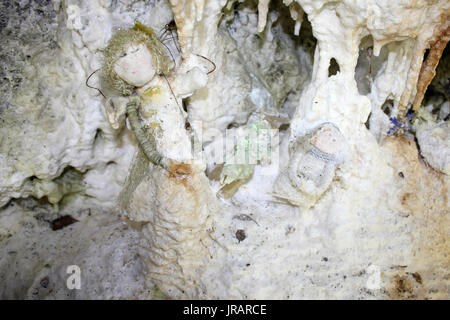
{"left": 0, "top": 0, "right": 448, "bottom": 299}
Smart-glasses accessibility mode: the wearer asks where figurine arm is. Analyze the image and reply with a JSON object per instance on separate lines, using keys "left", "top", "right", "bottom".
{"left": 171, "top": 67, "right": 208, "bottom": 98}
{"left": 126, "top": 96, "right": 170, "bottom": 170}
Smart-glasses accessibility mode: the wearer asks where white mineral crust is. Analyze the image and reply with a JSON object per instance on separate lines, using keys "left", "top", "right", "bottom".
{"left": 0, "top": 0, "right": 448, "bottom": 299}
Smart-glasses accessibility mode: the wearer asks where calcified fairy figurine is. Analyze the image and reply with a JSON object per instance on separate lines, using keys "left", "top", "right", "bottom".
{"left": 100, "top": 22, "right": 219, "bottom": 298}
{"left": 101, "top": 22, "right": 209, "bottom": 174}
{"left": 273, "top": 123, "right": 347, "bottom": 209}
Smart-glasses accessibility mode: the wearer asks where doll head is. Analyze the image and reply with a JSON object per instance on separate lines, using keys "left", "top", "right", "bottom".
{"left": 102, "top": 23, "right": 172, "bottom": 96}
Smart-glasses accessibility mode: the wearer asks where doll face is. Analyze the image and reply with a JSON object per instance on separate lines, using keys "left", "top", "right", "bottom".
{"left": 113, "top": 43, "right": 156, "bottom": 87}
{"left": 309, "top": 123, "right": 342, "bottom": 156}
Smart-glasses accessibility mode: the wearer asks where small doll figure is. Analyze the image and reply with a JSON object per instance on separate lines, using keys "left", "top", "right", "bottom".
{"left": 100, "top": 22, "right": 217, "bottom": 298}
{"left": 274, "top": 123, "right": 346, "bottom": 208}
{"left": 101, "top": 22, "right": 208, "bottom": 175}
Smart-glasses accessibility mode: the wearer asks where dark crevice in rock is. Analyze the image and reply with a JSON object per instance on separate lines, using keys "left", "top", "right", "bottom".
{"left": 328, "top": 58, "right": 340, "bottom": 77}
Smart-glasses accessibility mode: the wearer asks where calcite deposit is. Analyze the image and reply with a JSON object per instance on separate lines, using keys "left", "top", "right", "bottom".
{"left": 0, "top": 0, "right": 448, "bottom": 299}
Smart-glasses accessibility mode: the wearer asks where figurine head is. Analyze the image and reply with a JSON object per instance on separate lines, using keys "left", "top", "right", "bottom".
{"left": 102, "top": 25, "right": 172, "bottom": 96}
